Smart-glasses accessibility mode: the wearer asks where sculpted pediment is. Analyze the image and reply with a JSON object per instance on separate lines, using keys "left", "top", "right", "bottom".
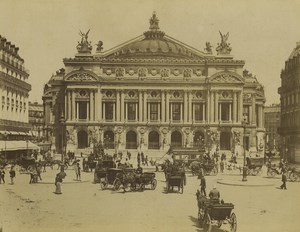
{"left": 209, "top": 72, "right": 243, "bottom": 83}
{"left": 65, "top": 71, "right": 98, "bottom": 82}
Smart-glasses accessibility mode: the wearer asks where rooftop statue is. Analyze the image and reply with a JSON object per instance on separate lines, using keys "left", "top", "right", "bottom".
{"left": 76, "top": 29, "right": 93, "bottom": 53}
{"left": 96, "top": 41, "right": 103, "bottom": 52}
{"left": 216, "top": 31, "right": 232, "bottom": 55}
{"left": 205, "top": 42, "right": 213, "bottom": 54}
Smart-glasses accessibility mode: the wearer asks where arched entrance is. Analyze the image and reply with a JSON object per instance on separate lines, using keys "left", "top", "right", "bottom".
{"left": 171, "top": 131, "right": 182, "bottom": 147}
{"left": 126, "top": 131, "right": 137, "bottom": 149}
{"left": 104, "top": 130, "right": 115, "bottom": 149}
{"left": 77, "top": 130, "right": 88, "bottom": 149}
{"left": 194, "top": 131, "right": 205, "bottom": 147}
{"left": 220, "top": 131, "right": 231, "bottom": 150}
{"left": 148, "top": 131, "right": 160, "bottom": 149}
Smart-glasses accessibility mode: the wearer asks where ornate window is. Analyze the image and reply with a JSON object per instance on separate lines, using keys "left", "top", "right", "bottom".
{"left": 194, "top": 103, "right": 204, "bottom": 121}
{"left": 127, "top": 103, "right": 136, "bottom": 121}
{"left": 171, "top": 103, "right": 181, "bottom": 121}
{"left": 105, "top": 102, "right": 114, "bottom": 120}
{"left": 150, "top": 103, "right": 159, "bottom": 121}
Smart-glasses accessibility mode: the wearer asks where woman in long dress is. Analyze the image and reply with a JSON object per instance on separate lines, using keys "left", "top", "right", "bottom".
{"left": 55, "top": 173, "right": 63, "bottom": 194}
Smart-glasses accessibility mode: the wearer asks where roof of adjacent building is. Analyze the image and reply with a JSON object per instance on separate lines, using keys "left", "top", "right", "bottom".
{"left": 288, "top": 41, "right": 300, "bottom": 60}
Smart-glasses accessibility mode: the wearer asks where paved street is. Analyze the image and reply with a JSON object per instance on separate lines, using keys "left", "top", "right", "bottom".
{"left": 0, "top": 165, "right": 300, "bottom": 232}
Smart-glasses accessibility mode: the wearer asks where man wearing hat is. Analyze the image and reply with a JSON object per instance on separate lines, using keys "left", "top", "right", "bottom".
{"left": 209, "top": 184, "right": 220, "bottom": 203}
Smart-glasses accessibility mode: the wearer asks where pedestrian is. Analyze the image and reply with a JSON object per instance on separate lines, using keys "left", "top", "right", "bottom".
{"left": 54, "top": 173, "right": 63, "bottom": 194}
{"left": 280, "top": 170, "right": 287, "bottom": 190}
{"left": 36, "top": 164, "right": 42, "bottom": 181}
{"left": 200, "top": 175, "right": 206, "bottom": 196}
{"left": 141, "top": 152, "right": 145, "bottom": 165}
{"left": 137, "top": 152, "right": 141, "bottom": 166}
{"left": 209, "top": 184, "right": 220, "bottom": 203}
{"left": 220, "top": 160, "right": 225, "bottom": 173}
{"left": 0, "top": 166, "right": 5, "bottom": 184}
{"left": 73, "top": 159, "right": 78, "bottom": 179}
{"left": 145, "top": 155, "right": 148, "bottom": 166}
{"left": 9, "top": 166, "right": 16, "bottom": 185}
{"left": 76, "top": 162, "right": 81, "bottom": 181}
{"left": 198, "top": 167, "right": 204, "bottom": 179}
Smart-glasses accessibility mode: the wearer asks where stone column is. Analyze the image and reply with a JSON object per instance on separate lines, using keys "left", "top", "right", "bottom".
{"left": 64, "top": 90, "right": 67, "bottom": 120}
{"left": 89, "top": 90, "right": 94, "bottom": 121}
{"left": 184, "top": 91, "right": 188, "bottom": 123}
{"left": 135, "top": 103, "right": 138, "bottom": 121}
{"left": 238, "top": 92, "right": 243, "bottom": 122}
{"left": 214, "top": 91, "right": 218, "bottom": 122}
{"left": 116, "top": 91, "right": 120, "bottom": 122}
{"left": 251, "top": 94, "right": 256, "bottom": 125}
{"left": 95, "top": 88, "right": 99, "bottom": 121}
{"left": 99, "top": 88, "right": 102, "bottom": 121}
{"left": 258, "top": 105, "right": 263, "bottom": 128}
{"left": 72, "top": 90, "right": 75, "bottom": 121}
{"left": 232, "top": 92, "right": 237, "bottom": 123}
{"left": 219, "top": 103, "right": 222, "bottom": 121}
{"left": 67, "top": 90, "right": 71, "bottom": 121}
{"left": 206, "top": 91, "right": 210, "bottom": 123}
{"left": 161, "top": 91, "right": 165, "bottom": 122}
{"left": 229, "top": 103, "right": 232, "bottom": 121}
{"left": 87, "top": 102, "right": 89, "bottom": 120}
{"left": 210, "top": 91, "right": 214, "bottom": 123}
{"left": 203, "top": 103, "right": 206, "bottom": 121}
{"left": 180, "top": 103, "right": 183, "bottom": 122}
{"left": 143, "top": 91, "right": 147, "bottom": 122}
{"left": 188, "top": 91, "right": 192, "bottom": 123}
{"left": 120, "top": 91, "right": 124, "bottom": 121}
{"left": 166, "top": 92, "right": 169, "bottom": 122}
{"left": 76, "top": 102, "right": 79, "bottom": 120}
{"left": 148, "top": 103, "right": 150, "bottom": 121}
{"left": 103, "top": 103, "right": 106, "bottom": 121}
{"left": 158, "top": 103, "right": 161, "bottom": 121}
{"left": 113, "top": 103, "right": 116, "bottom": 121}
{"left": 125, "top": 102, "right": 127, "bottom": 121}
{"left": 139, "top": 91, "right": 143, "bottom": 122}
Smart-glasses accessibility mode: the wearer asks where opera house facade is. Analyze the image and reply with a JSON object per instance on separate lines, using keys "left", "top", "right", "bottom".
{"left": 43, "top": 13, "right": 265, "bottom": 157}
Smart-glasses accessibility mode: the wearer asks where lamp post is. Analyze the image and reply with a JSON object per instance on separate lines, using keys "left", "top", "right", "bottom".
{"left": 242, "top": 115, "right": 248, "bottom": 182}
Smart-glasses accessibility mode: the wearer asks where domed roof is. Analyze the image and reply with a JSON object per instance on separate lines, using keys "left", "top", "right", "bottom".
{"left": 105, "top": 12, "right": 205, "bottom": 59}
{"left": 289, "top": 41, "right": 300, "bottom": 60}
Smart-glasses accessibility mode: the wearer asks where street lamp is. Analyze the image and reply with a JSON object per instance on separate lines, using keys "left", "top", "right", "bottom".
{"left": 242, "top": 115, "right": 248, "bottom": 182}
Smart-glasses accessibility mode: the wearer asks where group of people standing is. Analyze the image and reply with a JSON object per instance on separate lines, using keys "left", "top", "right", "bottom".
{"left": 0, "top": 165, "right": 16, "bottom": 185}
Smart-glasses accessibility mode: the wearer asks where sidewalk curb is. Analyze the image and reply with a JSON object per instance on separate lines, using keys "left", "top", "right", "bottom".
{"left": 217, "top": 179, "right": 275, "bottom": 187}
{"left": 36, "top": 180, "right": 91, "bottom": 185}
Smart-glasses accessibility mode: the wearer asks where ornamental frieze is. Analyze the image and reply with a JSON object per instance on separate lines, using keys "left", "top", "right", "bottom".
{"left": 172, "top": 69, "right": 181, "bottom": 76}
{"left": 66, "top": 72, "right": 97, "bottom": 81}
{"left": 127, "top": 68, "right": 136, "bottom": 76}
{"left": 183, "top": 68, "right": 192, "bottom": 78}
{"left": 160, "top": 68, "right": 170, "bottom": 79}
{"left": 211, "top": 73, "right": 242, "bottom": 83}
{"left": 195, "top": 69, "right": 203, "bottom": 77}
{"left": 149, "top": 69, "right": 158, "bottom": 76}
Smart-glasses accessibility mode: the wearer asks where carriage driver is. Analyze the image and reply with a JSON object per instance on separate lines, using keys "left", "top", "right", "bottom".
{"left": 209, "top": 184, "right": 221, "bottom": 203}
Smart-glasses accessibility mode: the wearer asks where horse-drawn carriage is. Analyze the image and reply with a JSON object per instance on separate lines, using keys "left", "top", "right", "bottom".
{"left": 136, "top": 172, "right": 157, "bottom": 191}
{"left": 246, "top": 157, "right": 264, "bottom": 176}
{"left": 18, "top": 157, "right": 36, "bottom": 172}
{"left": 196, "top": 191, "right": 237, "bottom": 232}
{"left": 190, "top": 161, "right": 218, "bottom": 176}
{"left": 165, "top": 164, "right": 186, "bottom": 194}
{"left": 94, "top": 160, "right": 116, "bottom": 183}
{"left": 98, "top": 168, "right": 123, "bottom": 190}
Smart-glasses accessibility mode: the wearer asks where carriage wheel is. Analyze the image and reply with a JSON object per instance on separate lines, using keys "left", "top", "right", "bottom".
{"left": 270, "top": 170, "right": 276, "bottom": 177}
{"left": 64, "top": 164, "right": 68, "bottom": 170}
{"left": 151, "top": 179, "right": 157, "bottom": 190}
{"left": 203, "top": 213, "right": 212, "bottom": 232}
{"left": 113, "top": 178, "right": 121, "bottom": 191}
{"left": 290, "top": 173, "right": 298, "bottom": 182}
{"left": 256, "top": 168, "right": 262, "bottom": 176}
{"left": 252, "top": 169, "right": 258, "bottom": 176}
{"left": 100, "top": 181, "right": 108, "bottom": 190}
{"left": 130, "top": 183, "right": 137, "bottom": 191}
{"left": 230, "top": 212, "right": 237, "bottom": 232}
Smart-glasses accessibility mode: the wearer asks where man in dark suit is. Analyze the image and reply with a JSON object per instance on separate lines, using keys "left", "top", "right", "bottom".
{"left": 200, "top": 175, "right": 206, "bottom": 196}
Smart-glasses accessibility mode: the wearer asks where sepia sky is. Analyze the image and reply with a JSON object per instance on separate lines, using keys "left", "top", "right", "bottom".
{"left": 1, "top": 0, "right": 300, "bottom": 105}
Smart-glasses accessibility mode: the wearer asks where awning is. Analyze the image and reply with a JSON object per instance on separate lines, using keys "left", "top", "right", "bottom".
{"left": 10, "top": 131, "right": 20, "bottom": 135}
{"left": 0, "top": 140, "right": 39, "bottom": 151}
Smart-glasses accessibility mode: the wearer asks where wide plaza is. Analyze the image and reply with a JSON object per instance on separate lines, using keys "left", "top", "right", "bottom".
{"left": 0, "top": 163, "right": 299, "bottom": 232}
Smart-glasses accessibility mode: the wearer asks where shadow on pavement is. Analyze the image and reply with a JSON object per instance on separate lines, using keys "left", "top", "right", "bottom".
{"left": 188, "top": 215, "right": 230, "bottom": 232}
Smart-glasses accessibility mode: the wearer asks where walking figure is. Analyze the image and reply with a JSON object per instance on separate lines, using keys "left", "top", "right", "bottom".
{"left": 280, "top": 171, "right": 287, "bottom": 190}
{"left": 9, "top": 166, "right": 16, "bottom": 185}
{"left": 0, "top": 166, "right": 5, "bottom": 184}
{"left": 76, "top": 163, "right": 81, "bottom": 181}
{"left": 200, "top": 175, "right": 207, "bottom": 196}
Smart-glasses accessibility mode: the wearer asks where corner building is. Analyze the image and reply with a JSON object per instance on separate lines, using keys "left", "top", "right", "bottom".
{"left": 43, "top": 13, "right": 265, "bottom": 157}
{"left": 278, "top": 42, "right": 300, "bottom": 163}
